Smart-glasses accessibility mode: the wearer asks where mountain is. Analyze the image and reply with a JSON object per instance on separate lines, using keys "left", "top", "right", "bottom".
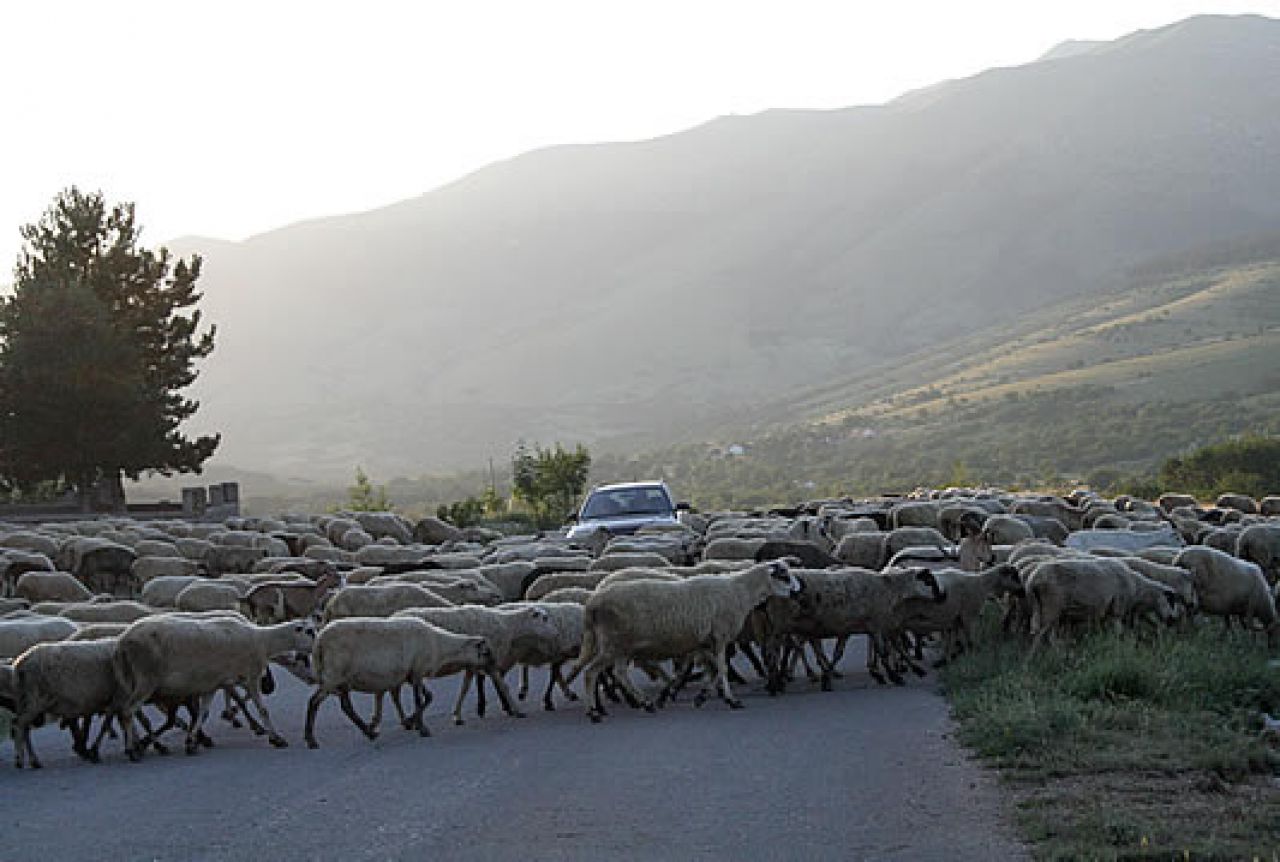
{"left": 173, "top": 14, "right": 1280, "bottom": 482}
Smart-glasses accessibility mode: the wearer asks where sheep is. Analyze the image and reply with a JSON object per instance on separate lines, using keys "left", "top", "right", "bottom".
{"left": 754, "top": 540, "right": 840, "bottom": 569}
{"left": 507, "top": 602, "right": 585, "bottom": 712}
{"left": 131, "top": 555, "right": 203, "bottom": 586}
{"left": 351, "top": 511, "right": 414, "bottom": 545}
{"left": 112, "top": 615, "right": 316, "bottom": 757}
{"left": 701, "top": 537, "right": 767, "bottom": 561}
{"left": 59, "top": 601, "right": 155, "bottom": 624}
{"left": 303, "top": 616, "right": 494, "bottom": 747}
{"left": 0, "top": 615, "right": 79, "bottom": 659}
{"left": 0, "top": 597, "right": 31, "bottom": 616}
{"left": 773, "top": 567, "right": 944, "bottom": 689}
{"left": 139, "top": 575, "right": 204, "bottom": 608}
{"left": 833, "top": 533, "right": 888, "bottom": 569}
{"left": 524, "top": 571, "right": 608, "bottom": 601}
{"left": 1260, "top": 496, "right": 1280, "bottom": 518}
{"left": 175, "top": 581, "right": 245, "bottom": 613}
{"left": 1, "top": 550, "right": 56, "bottom": 597}
{"left": 538, "top": 587, "right": 594, "bottom": 604}
{"left": 1064, "top": 526, "right": 1182, "bottom": 554}
{"left": 1024, "top": 558, "right": 1179, "bottom": 652}
{"left": 1158, "top": 493, "right": 1199, "bottom": 513}
{"left": 1011, "top": 498, "right": 1085, "bottom": 531}
{"left": 392, "top": 604, "right": 557, "bottom": 724}
{"left": 1215, "top": 493, "right": 1258, "bottom": 515}
{"left": 588, "top": 552, "right": 673, "bottom": 572}
{"left": 596, "top": 568, "right": 683, "bottom": 590}
{"left": 1173, "top": 547, "right": 1278, "bottom": 643}
{"left": 10, "top": 638, "right": 129, "bottom": 767}
{"left": 374, "top": 572, "right": 502, "bottom": 606}
{"left": 1091, "top": 513, "right": 1133, "bottom": 530}
{"left": 58, "top": 537, "right": 137, "bottom": 596}
{"left": 242, "top": 571, "right": 342, "bottom": 624}
{"left": 889, "top": 501, "right": 941, "bottom": 530}
{"left": 1114, "top": 558, "right": 1198, "bottom": 610}
{"left": 898, "top": 564, "right": 1024, "bottom": 662}
{"left": 205, "top": 545, "right": 268, "bottom": 576}
{"left": 1236, "top": 524, "right": 1280, "bottom": 585}
{"left": 321, "top": 583, "right": 453, "bottom": 624}
{"left": 68, "top": 623, "right": 131, "bottom": 641}
{"left": 15, "top": 571, "right": 94, "bottom": 604}
{"left": 981, "top": 515, "right": 1035, "bottom": 546}
{"left": 474, "top": 562, "right": 537, "bottom": 602}
{"left": 571, "top": 561, "right": 802, "bottom": 720}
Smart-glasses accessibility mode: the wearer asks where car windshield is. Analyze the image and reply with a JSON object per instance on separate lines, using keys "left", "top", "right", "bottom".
{"left": 581, "top": 487, "right": 673, "bottom": 519}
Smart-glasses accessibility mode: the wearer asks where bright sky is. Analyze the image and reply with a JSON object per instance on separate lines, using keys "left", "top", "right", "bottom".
{"left": 2, "top": 1, "right": 1277, "bottom": 273}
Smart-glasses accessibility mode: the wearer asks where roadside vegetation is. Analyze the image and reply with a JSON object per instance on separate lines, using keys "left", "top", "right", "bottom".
{"left": 941, "top": 614, "right": 1280, "bottom": 860}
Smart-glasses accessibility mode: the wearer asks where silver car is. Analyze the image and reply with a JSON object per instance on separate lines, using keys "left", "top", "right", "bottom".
{"left": 565, "top": 481, "right": 687, "bottom": 539}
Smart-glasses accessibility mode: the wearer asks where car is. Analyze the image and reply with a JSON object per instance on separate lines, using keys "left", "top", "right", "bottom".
{"left": 565, "top": 480, "right": 688, "bottom": 540}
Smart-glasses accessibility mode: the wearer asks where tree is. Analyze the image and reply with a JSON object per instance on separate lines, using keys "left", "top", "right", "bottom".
{"left": 346, "top": 466, "right": 392, "bottom": 512}
{"left": 511, "top": 441, "right": 591, "bottom": 528}
{"left": 0, "top": 188, "right": 219, "bottom": 509}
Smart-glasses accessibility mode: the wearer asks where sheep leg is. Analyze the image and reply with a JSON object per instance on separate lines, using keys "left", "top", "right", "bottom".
{"left": 222, "top": 685, "right": 266, "bottom": 735}
{"left": 580, "top": 654, "right": 611, "bottom": 722}
{"left": 865, "top": 635, "right": 889, "bottom": 685}
{"left": 453, "top": 671, "right": 474, "bottom": 725}
{"left": 611, "top": 659, "right": 654, "bottom": 712}
{"left": 369, "top": 692, "right": 385, "bottom": 737}
{"left": 390, "top": 684, "right": 415, "bottom": 730}
{"left": 519, "top": 665, "right": 531, "bottom": 701}
{"left": 220, "top": 688, "right": 245, "bottom": 729}
{"left": 553, "top": 661, "right": 579, "bottom": 703}
{"left": 14, "top": 713, "right": 41, "bottom": 769}
{"left": 410, "top": 681, "right": 431, "bottom": 737}
{"left": 737, "top": 639, "right": 769, "bottom": 680}
{"left": 542, "top": 666, "right": 558, "bottom": 711}
{"left": 487, "top": 670, "right": 524, "bottom": 718}
{"left": 711, "top": 648, "right": 743, "bottom": 709}
{"left": 475, "top": 674, "right": 488, "bottom": 718}
{"left": 185, "top": 691, "right": 216, "bottom": 755}
{"left": 304, "top": 688, "right": 329, "bottom": 748}
{"left": 337, "top": 689, "right": 377, "bottom": 740}
{"left": 827, "top": 636, "right": 849, "bottom": 677}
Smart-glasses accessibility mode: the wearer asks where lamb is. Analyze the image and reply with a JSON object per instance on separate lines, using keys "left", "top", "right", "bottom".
{"left": 571, "top": 561, "right": 802, "bottom": 720}
{"left": 1023, "top": 557, "right": 1179, "bottom": 652}
{"left": 112, "top": 615, "right": 316, "bottom": 757}
{"left": 15, "top": 571, "right": 94, "bottom": 603}
{"left": 303, "top": 616, "right": 494, "bottom": 747}
{"left": 1173, "top": 547, "right": 1278, "bottom": 644}
{"left": 0, "top": 615, "right": 79, "bottom": 659}
{"left": 392, "top": 604, "right": 557, "bottom": 724}
{"left": 242, "top": 571, "right": 342, "bottom": 624}
{"left": 321, "top": 582, "right": 453, "bottom": 624}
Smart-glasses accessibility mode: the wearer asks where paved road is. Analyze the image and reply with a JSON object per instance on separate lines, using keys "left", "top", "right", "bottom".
{"left": 0, "top": 641, "right": 1026, "bottom": 861}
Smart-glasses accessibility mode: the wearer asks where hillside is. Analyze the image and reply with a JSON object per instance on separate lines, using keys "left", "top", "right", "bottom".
{"left": 160, "top": 14, "right": 1280, "bottom": 481}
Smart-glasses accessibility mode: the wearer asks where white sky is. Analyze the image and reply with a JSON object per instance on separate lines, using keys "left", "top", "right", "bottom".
{"left": 2, "top": 1, "right": 1278, "bottom": 272}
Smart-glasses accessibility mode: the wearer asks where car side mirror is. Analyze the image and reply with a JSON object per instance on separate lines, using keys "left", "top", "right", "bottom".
{"left": 675, "top": 501, "right": 692, "bottom": 512}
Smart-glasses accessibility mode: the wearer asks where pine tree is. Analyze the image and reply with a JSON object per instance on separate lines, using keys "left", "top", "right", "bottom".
{"left": 0, "top": 188, "right": 219, "bottom": 509}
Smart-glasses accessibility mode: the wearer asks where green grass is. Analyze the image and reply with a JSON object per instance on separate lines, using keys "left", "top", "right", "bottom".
{"left": 940, "top": 615, "right": 1280, "bottom": 860}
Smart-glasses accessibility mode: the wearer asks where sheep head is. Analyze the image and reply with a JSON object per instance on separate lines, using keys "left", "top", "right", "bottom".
{"left": 764, "top": 560, "right": 803, "bottom": 597}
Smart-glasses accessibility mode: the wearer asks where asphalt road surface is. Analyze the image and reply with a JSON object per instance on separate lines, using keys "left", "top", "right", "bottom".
{"left": 0, "top": 640, "right": 1026, "bottom": 861}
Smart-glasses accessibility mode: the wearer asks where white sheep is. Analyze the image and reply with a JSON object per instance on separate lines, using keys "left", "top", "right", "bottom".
{"left": 1174, "top": 546, "right": 1278, "bottom": 644}
{"left": 392, "top": 604, "right": 557, "bottom": 724}
{"left": 321, "top": 582, "right": 453, "bottom": 624}
{"left": 571, "top": 561, "right": 801, "bottom": 720}
{"left": 139, "top": 575, "right": 204, "bottom": 608}
{"left": 10, "top": 638, "right": 127, "bottom": 768}
{"left": 1024, "top": 557, "right": 1179, "bottom": 653}
{"left": 0, "top": 615, "right": 79, "bottom": 659}
{"left": 175, "top": 580, "right": 245, "bottom": 613}
{"left": 113, "top": 615, "right": 316, "bottom": 757}
{"left": 303, "top": 616, "right": 494, "bottom": 747}
{"left": 15, "top": 571, "right": 93, "bottom": 603}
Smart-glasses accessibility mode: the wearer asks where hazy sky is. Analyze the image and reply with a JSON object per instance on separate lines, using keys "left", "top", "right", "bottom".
{"left": 2, "top": 1, "right": 1278, "bottom": 273}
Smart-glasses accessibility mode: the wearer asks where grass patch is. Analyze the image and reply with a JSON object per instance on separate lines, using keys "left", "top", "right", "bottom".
{"left": 941, "top": 615, "right": 1280, "bottom": 859}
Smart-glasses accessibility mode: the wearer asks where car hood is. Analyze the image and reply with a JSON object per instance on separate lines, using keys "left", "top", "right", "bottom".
{"left": 566, "top": 513, "right": 678, "bottom": 539}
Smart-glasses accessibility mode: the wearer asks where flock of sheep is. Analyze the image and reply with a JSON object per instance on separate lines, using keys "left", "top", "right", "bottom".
{"left": 1, "top": 487, "right": 1278, "bottom": 769}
